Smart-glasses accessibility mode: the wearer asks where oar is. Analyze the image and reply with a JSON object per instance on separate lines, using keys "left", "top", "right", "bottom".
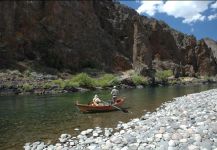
{"left": 101, "top": 100, "right": 128, "bottom": 113}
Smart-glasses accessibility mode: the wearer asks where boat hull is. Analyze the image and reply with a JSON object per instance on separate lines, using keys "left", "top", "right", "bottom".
{"left": 76, "top": 98, "right": 125, "bottom": 113}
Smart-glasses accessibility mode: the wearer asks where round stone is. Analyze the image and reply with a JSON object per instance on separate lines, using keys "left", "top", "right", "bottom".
{"left": 168, "top": 140, "right": 176, "bottom": 147}
{"left": 55, "top": 143, "right": 61, "bottom": 147}
{"left": 74, "top": 128, "right": 79, "bottom": 131}
{"left": 172, "top": 133, "right": 182, "bottom": 140}
{"left": 168, "top": 146, "right": 178, "bottom": 150}
{"left": 180, "top": 139, "right": 188, "bottom": 143}
{"left": 182, "top": 132, "right": 190, "bottom": 138}
{"left": 121, "top": 146, "right": 129, "bottom": 150}
{"left": 194, "top": 134, "right": 202, "bottom": 142}
{"left": 180, "top": 125, "right": 188, "bottom": 130}
{"left": 120, "top": 130, "right": 125, "bottom": 134}
{"left": 24, "top": 145, "right": 31, "bottom": 150}
{"left": 155, "top": 134, "right": 163, "bottom": 139}
{"left": 187, "top": 128, "right": 194, "bottom": 134}
{"left": 163, "top": 133, "right": 170, "bottom": 141}
{"left": 93, "top": 132, "right": 99, "bottom": 137}
{"left": 159, "top": 127, "right": 166, "bottom": 134}
{"left": 105, "top": 130, "right": 111, "bottom": 137}
{"left": 188, "top": 145, "right": 199, "bottom": 150}
{"left": 147, "top": 137, "right": 154, "bottom": 142}
{"left": 110, "top": 136, "right": 122, "bottom": 144}
{"left": 87, "top": 144, "right": 97, "bottom": 150}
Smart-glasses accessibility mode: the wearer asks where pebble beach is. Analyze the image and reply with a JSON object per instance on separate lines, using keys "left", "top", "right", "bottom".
{"left": 24, "top": 89, "right": 217, "bottom": 150}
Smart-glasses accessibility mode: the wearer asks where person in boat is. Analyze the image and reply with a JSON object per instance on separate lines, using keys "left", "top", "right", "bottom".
{"left": 92, "top": 94, "right": 102, "bottom": 106}
{"left": 111, "top": 86, "right": 119, "bottom": 103}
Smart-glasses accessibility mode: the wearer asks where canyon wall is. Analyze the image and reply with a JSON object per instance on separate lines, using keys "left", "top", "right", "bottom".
{"left": 0, "top": 0, "right": 216, "bottom": 76}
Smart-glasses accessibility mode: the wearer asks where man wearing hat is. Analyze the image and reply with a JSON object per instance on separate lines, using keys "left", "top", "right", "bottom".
{"left": 111, "top": 86, "right": 119, "bottom": 104}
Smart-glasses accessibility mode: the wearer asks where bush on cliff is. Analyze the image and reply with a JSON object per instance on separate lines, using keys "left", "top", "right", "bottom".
{"left": 156, "top": 70, "right": 173, "bottom": 82}
{"left": 131, "top": 74, "right": 148, "bottom": 85}
{"left": 96, "top": 74, "right": 118, "bottom": 87}
{"left": 42, "top": 82, "right": 53, "bottom": 89}
{"left": 52, "top": 79, "right": 67, "bottom": 89}
{"left": 22, "top": 83, "right": 34, "bottom": 92}
{"left": 64, "top": 80, "right": 79, "bottom": 88}
{"left": 52, "top": 73, "right": 119, "bottom": 89}
{"left": 70, "top": 73, "right": 95, "bottom": 88}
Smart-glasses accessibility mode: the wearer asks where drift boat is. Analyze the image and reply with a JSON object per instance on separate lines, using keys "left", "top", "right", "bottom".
{"left": 75, "top": 98, "right": 125, "bottom": 113}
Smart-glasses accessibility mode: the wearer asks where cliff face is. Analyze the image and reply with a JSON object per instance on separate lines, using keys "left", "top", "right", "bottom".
{"left": 0, "top": 0, "right": 216, "bottom": 76}
{"left": 0, "top": 1, "right": 118, "bottom": 72}
{"left": 204, "top": 38, "right": 217, "bottom": 61}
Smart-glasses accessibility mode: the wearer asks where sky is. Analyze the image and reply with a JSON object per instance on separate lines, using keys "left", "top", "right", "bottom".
{"left": 119, "top": 0, "right": 217, "bottom": 41}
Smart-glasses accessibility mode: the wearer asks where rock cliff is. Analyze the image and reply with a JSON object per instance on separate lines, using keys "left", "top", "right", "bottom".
{"left": 0, "top": 0, "right": 216, "bottom": 76}
{"left": 204, "top": 38, "right": 217, "bottom": 61}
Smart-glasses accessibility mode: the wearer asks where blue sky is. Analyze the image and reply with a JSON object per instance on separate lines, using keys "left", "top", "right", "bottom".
{"left": 119, "top": 1, "right": 217, "bottom": 41}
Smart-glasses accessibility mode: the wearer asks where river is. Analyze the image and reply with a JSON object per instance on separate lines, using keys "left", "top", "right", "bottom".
{"left": 0, "top": 84, "right": 216, "bottom": 150}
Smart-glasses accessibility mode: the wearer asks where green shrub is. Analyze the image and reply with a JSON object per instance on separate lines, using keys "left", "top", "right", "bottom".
{"left": 3, "top": 83, "right": 12, "bottom": 88}
{"left": 22, "top": 83, "right": 34, "bottom": 92}
{"left": 70, "top": 73, "right": 95, "bottom": 88}
{"left": 64, "top": 79, "right": 79, "bottom": 88}
{"left": 23, "top": 70, "right": 31, "bottom": 77}
{"left": 96, "top": 74, "right": 118, "bottom": 87}
{"left": 52, "top": 79, "right": 66, "bottom": 89}
{"left": 168, "top": 79, "right": 180, "bottom": 85}
{"left": 131, "top": 74, "right": 148, "bottom": 85}
{"left": 203, "top": 76, "right": 211, "bottom": 81}
{"left": 10, "top": 70, "right": 21, "bottom": 75}
{"left": 156, "top": 70, "right": 173, "bottom": 81}
{"left": 51, "top": 73, "right": 120, "bottom": 89}
{"left": 42, "top": 82, "right": 53, "bottom": 89}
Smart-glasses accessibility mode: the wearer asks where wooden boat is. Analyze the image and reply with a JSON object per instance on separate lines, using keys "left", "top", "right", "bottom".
{"left": 75, "top": 98, "right": 125, "bottom": 113}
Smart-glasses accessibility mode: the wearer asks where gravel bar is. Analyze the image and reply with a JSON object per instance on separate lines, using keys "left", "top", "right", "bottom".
{"left": 24, "top": 89, "right": 217, "bottom": 150}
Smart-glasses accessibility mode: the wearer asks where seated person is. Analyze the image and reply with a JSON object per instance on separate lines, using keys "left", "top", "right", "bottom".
{"left": 92, "top": 94, "right": 101, "bottom": 106}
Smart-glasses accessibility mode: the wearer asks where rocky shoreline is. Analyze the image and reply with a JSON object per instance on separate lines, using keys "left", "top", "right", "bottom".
{"left": 1, "top": 70, "right": 217, "bottom": 96}
{"left": 24, "top": 89, "right": 217, "bottom": 150}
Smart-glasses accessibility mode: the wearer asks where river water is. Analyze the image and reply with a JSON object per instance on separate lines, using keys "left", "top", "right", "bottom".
{"left": 0, "top": 84, "right": 216, "bottom": 150}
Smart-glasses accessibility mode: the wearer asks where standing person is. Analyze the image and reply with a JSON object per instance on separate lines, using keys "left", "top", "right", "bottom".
{"left": 111, "top": 86, "right": 119, "bottom": 103}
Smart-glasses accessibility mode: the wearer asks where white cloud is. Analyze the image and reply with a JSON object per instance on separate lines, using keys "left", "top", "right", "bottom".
{"left": 211, "top": 1, "right": 217, "bottom": 9}
{"left": 136, "top": 1, "right": 213, "bottom": 24}
{"left": 208, "top": 13, "right": 217, "bottom": 20}
{"left": 137, "top": 1, "right": 163, "bottom": 16}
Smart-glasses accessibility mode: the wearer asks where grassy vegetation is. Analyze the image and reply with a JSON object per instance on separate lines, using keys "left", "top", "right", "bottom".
{"left": 203, "top": 76, "right": 212, "bottom": 81}
{"left": 51, "top": 73, "right": 119, "bottom": 89}
{"left": 3, "top": 83, "right": 13, "bottom": 88}
{"left": 156, "top": 70, "right": 173, "bottom": 82}
{"left": 42, "top": 82, "right": 53, "bottom": 89}
{"left": 168, "top": 79, "right": 180, "bottom": 85}
{"left": 52, "top": 79, "right": 66, "bottom": 89}
{"left": 2, "top": 69, "right": 217, "bottom": 96}
{"left": 23, "top": 70, "right": 31, "bottom": 77}
{"left": 64, "top": 80, "right": 79, "bottom": 89}
{"left": 131, "top": 74, "right": 148, "bottom": 85}
{"left": 70, "top": 73, "right": 95, "bottom": 88}
{"left": 95, "top": 74, "right": 119, "bottom": 87}
{"left": 22, "top": 83, "right": 34, "bottom": 92}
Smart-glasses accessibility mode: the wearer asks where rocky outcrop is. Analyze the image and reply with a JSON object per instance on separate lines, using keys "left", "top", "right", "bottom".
{"left": 0, "top": 1, "right": 117, "bottom": 72}
{"left": 0, "top": 1, "right": 216, "bottom": 76}
{"left": 204, "top": 38, "right": 217, "bottom": 62}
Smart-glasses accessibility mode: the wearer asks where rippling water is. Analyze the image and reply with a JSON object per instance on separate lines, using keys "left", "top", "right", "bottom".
{"left": 0, "top": 84, "right": 216, "bottom": 150}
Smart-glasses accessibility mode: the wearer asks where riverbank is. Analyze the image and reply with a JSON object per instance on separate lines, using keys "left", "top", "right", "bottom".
{"left": 0, "top": 70, "right": 217, "bottom": 96}
{"left": 24, "top": 88, "right": 217, "bottom": 150}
